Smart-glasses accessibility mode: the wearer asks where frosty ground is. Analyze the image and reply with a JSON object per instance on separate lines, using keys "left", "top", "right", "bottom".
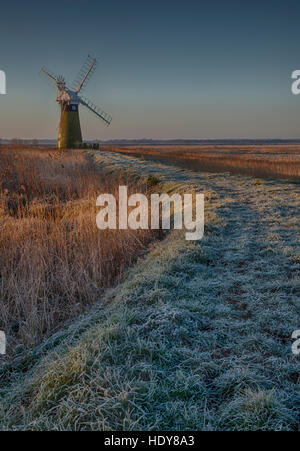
{"left": 0, "top": 150, "right": 299, "bottom": 430}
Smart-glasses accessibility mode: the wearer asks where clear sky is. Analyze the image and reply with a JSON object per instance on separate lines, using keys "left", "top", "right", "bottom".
{"left": 1, "top": 0, "right": 300, "bottom": 140}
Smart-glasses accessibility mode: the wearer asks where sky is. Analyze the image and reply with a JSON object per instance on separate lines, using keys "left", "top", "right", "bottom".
{"left": 1, "top": 0, "right": 300, "bottom": 140}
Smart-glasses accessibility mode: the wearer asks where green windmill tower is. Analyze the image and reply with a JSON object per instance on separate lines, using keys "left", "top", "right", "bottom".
{"left": 41, "top": 55, "right": 112, "bottom": 149}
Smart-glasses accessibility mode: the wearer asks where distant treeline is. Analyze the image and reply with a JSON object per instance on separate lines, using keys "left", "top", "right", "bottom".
{"left": 2, "top": 138, "right": 300, "bottom": 147}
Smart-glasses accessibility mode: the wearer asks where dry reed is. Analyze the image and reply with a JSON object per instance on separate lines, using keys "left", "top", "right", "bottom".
{"left": 0, "top": 147, "right": 158, "bottom": 356}
{"left": 111, "top": 145, "right": 300, "bottom": 179}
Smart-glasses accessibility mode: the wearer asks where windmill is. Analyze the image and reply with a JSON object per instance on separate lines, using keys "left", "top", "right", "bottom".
{"left": 40, "top": 55, "right": 112, "bottom": 149}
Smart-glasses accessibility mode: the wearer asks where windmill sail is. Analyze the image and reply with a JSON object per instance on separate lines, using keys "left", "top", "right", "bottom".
{"left": 71, "top": 55, "right": 98, "bottom": 93}
{"left": 40, "top": 67, "right": 59, "bottom": 87}
{"left": 79, "top": 96, "right": 112, "bottom": 125}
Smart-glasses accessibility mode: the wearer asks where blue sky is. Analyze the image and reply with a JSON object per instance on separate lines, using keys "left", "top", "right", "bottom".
{"left": 1, "top": 0, "right": 300, "bottom": 139}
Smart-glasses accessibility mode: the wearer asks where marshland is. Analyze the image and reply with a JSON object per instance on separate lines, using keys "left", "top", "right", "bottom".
{"left": 0, "top": 145, "right": 299, "bottom": 430}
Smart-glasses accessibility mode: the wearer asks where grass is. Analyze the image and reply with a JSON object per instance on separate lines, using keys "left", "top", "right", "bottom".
{"left": 0, "top": 149, "right": 299, "bottom": 431}
{"left": 0, "top": 147, "right": 159, "bottom": 356}
{"left": 109, "top": 144, "right": 300, "bottom": 179}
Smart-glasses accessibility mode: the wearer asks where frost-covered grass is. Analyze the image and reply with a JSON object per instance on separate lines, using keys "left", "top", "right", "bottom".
{"left": 0, "top": 151, "right": 299, "bottom": 430}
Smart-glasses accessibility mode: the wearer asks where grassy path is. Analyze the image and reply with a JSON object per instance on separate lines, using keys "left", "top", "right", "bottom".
{"left": 90, "top": 151, "right": 300, "bottom": 429}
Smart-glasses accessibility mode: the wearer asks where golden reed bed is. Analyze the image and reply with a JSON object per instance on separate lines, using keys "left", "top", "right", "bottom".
{"left": 0, "top": 147, "right": 158, "bottom": 356}
{"left": 109, "top": 144, "right": 300, "bottom": 179}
